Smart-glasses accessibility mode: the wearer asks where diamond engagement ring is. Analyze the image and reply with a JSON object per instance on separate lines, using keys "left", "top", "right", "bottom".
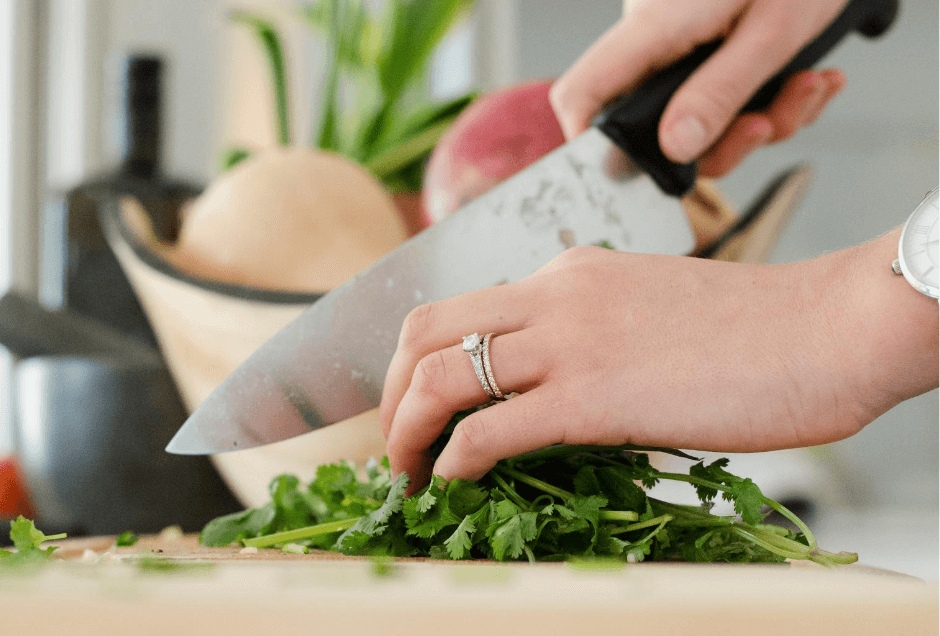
{"left": 462, "top": 332, "right": 502, "bottom": 399}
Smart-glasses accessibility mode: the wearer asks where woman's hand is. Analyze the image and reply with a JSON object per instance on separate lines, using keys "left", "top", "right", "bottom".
{"left": 549, "top": 0, "right": 850, "bottom": 176}
{"left": 379, "top": 233, "right": 936, "bottom": 491}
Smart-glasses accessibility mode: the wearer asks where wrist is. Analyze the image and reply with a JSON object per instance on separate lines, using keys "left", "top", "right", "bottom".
{"left": 835, "top": 228, "right": 939, "bottom": 423}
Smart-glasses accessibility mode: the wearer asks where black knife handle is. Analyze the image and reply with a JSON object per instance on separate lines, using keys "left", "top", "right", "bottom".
{"left": 593, "top": 0, "right": 899, "bottom": 197}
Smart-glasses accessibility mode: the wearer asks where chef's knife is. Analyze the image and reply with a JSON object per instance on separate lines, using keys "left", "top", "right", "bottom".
{"left": 167, "top": 0, "right": 897, "bottom": 455}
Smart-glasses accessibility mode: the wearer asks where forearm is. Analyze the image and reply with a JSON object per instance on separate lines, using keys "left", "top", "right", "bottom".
{"left": 834, "top": 227, "right": 938, "bottom": 423}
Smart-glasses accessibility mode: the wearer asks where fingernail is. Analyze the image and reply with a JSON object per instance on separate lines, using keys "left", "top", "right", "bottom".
{"left": 664, "top": 116, "right": 707, "bottom": 163}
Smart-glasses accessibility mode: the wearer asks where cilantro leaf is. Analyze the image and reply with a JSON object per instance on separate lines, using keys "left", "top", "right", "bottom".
{"left": 10, "top": 516, "right": 65, "bottom": 551}
{"left": 487, "top": 510, "right": 538, "bottom": 561}
{"left": 443, "top": 515, "right": 476, "bottom": 560}
{"left": 336, "top": 472, "right": 409, "bottom": 553}
{"left": 1, "top": 517, "right": 67, "bottom": 568}
{"left": 729, "top": 478, "right": 766, "bottom": 526}
{"left": 199, "top": 504, "right": 275, "bottom": 547}
{"left": 689, "top": 459, "right": 767, "bottom": 525}
{"left": 404, "top": 476, "right": 461, "bottom": 539}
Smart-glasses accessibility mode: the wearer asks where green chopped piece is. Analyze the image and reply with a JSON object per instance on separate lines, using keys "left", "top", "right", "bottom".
{"left": 116, "top": 531, "right": 139, "bottom": 547}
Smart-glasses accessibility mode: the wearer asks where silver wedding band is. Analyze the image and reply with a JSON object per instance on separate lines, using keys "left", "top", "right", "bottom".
{"left": 462, "top": 332, "right": 504, "bottom": 399}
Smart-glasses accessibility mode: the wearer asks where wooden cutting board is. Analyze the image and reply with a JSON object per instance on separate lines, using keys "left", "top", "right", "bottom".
{"left": 2, "top": 533, "right": 936, "bottom": 636}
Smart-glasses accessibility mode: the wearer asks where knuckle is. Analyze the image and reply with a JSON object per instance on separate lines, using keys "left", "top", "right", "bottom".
{"left": 684, "top": 86, "right": 740, "bottom": 140}
{"left": 399, "top": 303, "right": 436, "bottom": 352}
{"left": 547, "top": 79, "right": 571, "bottom": 117}
{"left": 410, "top": 350, "right": 449, "bottom": 400}
{"left": 553, "top": 244, "right": 601, "bottom": 267}
{"left": 449, "top": 413, "right": 493, "bottom": 464}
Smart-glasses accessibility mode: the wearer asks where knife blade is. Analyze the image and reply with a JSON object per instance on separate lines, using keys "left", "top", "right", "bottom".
{"left": 167, "top": 0, "right": 897, "bottom": 455}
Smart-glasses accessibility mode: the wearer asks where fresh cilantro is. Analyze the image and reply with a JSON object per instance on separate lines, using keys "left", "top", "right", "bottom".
{"left": 1, "top": 516, "right": 67, "bottom": 569}
{"left": 443, "top": 514, "right": 477, "bottom": 560}
{"left": 197, "top": 426, "right": 856, "bottom": 567}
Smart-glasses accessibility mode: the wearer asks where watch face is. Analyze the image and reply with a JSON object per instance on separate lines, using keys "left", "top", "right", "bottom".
{"left": 899, "top": 187, "right": 939, "bottom": 298}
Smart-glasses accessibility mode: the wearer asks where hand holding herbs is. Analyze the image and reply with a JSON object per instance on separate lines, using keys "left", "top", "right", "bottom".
{"left": 200, "top": 444, "right": 856, "bottom": 567}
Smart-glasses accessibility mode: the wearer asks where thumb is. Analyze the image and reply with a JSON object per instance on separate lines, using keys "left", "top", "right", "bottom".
{"left": 658, "top": 4, "right": 831, "bottom": 164}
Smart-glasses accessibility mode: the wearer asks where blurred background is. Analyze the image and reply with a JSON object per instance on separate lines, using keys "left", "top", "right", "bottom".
{"left": 0, "top": 0, "right": 936, "bottom": 578}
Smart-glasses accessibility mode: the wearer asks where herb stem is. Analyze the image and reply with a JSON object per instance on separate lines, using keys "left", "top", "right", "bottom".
{"left": 762, "top": 498, "right": 817, "bottom": 548}
{"left": 608, "top": 514, "right": 673, "bottom": 535}
{"left": 655, "top": 471, "right": 818, "bottom": 547}
{"left": 729, "top": 527, "right": 809, "bottom": 561}
{"left": 598, "top": 510, "right": 640, "bottom": 523}
{"left": 495, "top": 466, "right": 573, "bottom": 501}
{"left": 242, "top": 518, "right": 360, "bottom": 549}
{"left": 729, "top": 525, "right": 855, "bottom": 566}
{"left": 489, "top": 471, "right": 531, "bottom": 511}
{"left": 648, "top": 498, "right": 722, "bottom": 519}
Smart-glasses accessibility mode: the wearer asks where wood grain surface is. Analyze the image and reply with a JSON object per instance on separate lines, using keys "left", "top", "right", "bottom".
{"left": 2, "top": 532, "right": 936, "bottom": 636}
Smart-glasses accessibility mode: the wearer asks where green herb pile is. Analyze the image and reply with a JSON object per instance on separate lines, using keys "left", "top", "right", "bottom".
{"left": 0, "top": 516, "right": 66, "bottom": 568}
{"left": 200, "top": 443, "right": 856, "bottom": 567}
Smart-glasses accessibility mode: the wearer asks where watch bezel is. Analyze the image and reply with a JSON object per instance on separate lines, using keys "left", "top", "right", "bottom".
{"left": 897, "top": 187, "right": 939, "bottom": 299}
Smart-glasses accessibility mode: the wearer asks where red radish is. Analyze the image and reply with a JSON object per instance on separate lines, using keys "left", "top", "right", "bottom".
{"left": 392, "top": 191, "right": 432, "bottom": 238}
{"left": 422, "top": 79, "right": 566, "bottom": 222}
{"left": 171, "top": 148, "right": 407, "bottom": 293}
{"left": 0, "top": 456, "right": 34, "bottom": 520}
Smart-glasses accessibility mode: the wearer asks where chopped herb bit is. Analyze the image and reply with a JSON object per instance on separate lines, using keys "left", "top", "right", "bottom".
{"left": 134, "top": 557, "right": 215, "bottom": 574}
{"left": 116, "top": 531, "right": 139, "bottom": 547}
{"left": 370, "top": 557, "right": 400, "bottom": 578}
{"left": 280, "top": 543, "right": 309, "bottom": 555}
{"left": 1, "top": 516, "right": 67, "bottom": 570}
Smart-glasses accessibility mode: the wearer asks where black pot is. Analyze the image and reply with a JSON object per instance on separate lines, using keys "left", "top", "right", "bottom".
{"left": 1, "top": 291, "right": 241, "bottom": 536}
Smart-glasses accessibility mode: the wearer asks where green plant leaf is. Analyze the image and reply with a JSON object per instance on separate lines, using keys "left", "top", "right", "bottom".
{"left": 356, "top": 0, "right": 474, "bottom": 157}
{"left": 199, "top": 504, "right": 275, "bottom": 547}
{"left": 363, "top": 92, "right": 476, "bottom": 184}
{"left": 221, "top": 147, "right": 252, "bottom": 171}
{"left": 230, "top": 11, "right": 291, "bottom": 145}
{"left": 301, "top": 0, "right": 371, "bottom": 68}
{"left": 376, "top": 0, "right": 474, "bottom": 105}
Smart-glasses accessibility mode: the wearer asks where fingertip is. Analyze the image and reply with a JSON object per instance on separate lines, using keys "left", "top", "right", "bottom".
{"left": 819, "top": 68, "right": 848, "bottom": 98}
{"left": 661, "top": 115, "right": 709, "bottom": 164}
{"left": 395, "top": 452, "right": 434, "bottom": 497}
{"left": 432, "top": 449, "right": 491, "bottom": 484}
{"left": 549, "top": 79, "right": 591, "bottom": 140}
{"left": 819, "top": 68, "right": 847, "bottom": 87}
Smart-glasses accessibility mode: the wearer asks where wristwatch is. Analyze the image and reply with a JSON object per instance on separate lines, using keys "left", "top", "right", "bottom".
{"left": 892, "top": 187, "right": 939, "bottom": 300}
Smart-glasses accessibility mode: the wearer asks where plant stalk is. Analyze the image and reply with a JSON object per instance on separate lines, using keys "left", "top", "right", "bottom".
{"left": 242, "top": 518, "right": 359, "bottom": 549}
